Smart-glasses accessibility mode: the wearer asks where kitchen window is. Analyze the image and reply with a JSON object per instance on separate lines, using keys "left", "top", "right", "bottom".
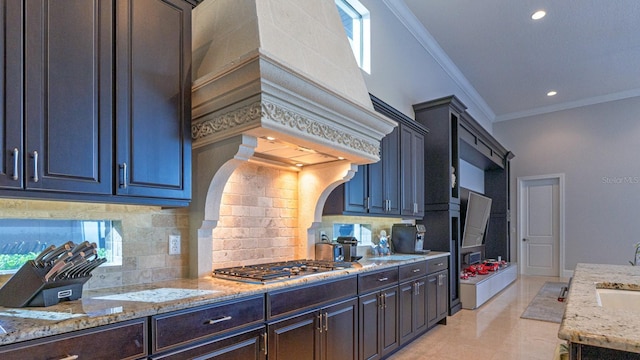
{"left": 0, "top": 219, "right": 122, "bottom": 273}
{"left": 335, "top": 0, "right": 370, "bottom": 73}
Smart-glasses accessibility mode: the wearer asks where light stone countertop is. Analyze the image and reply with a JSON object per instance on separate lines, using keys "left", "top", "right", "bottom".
{"left": 0, "top": 251, "right": 449, "bottom": 346}
{"left": 558, "top": 263, "right": 640, "bottom": 353}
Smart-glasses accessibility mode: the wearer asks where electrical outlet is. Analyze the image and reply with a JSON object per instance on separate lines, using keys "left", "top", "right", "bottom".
{"left": 169, "top": 235, "right": 181, "bottom": 255}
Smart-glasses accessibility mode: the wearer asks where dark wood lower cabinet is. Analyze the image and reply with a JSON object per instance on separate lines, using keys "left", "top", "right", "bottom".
{"left": 0, "top": 318, "right": 147, "bottom": 360}
{"left": 427, "top": 270, "right": 449, "bottom": 328}
{"left": 268, "top": 298, "right": 358, "bottom": 360}
{"left": 399, "top": 277, "right": 427, "bottom": 345}
{"left": 359, "top": 286, "right": 399, "bottom": 360}
{"left": 150, "top": 326, "right": 266, "bottom": 360}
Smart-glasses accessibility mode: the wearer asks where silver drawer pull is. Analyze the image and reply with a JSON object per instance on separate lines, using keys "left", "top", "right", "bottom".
{"left": 412, "top": 269, "right": 421, "bottom": 273}
{"left": 206, "top": 315, "right": 232, "bottom": 325}
{"left": 58, "top": 356, "right": 79, "bottom": 360}
{"left": 436, "top": 263, "right": 444, "bottom": 267}
{"left": 378, "top": 277, "right": 389, "bottom": 282}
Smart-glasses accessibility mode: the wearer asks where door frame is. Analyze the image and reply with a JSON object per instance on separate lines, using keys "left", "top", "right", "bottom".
{"left": 517, "top": 173, "right": 566, "bottom": 277}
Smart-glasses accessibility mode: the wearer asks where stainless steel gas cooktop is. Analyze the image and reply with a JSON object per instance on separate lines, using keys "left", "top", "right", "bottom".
{"left": 213, "top": 259, "right": 352, "bottom": 284}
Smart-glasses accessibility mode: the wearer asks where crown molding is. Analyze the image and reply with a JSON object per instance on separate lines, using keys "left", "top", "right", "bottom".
{"left": 383, "top": 0, "right": 496, "bottom": 123}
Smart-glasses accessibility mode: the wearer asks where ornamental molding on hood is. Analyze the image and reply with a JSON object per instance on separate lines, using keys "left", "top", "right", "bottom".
{"left": 191, "top": 100, "right": 380, "bottom": 158}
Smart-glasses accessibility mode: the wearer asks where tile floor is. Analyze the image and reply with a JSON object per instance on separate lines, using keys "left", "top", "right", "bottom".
{"left": 389, "top": 275, "right": 568, "bottom": 360}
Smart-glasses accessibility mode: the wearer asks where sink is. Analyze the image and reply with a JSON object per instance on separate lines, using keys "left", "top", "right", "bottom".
{"left": 595, "top": 288, "right": 640, "bottom": 311}
{"left": 367, "top": 254, "right": 424, "bottom": 261}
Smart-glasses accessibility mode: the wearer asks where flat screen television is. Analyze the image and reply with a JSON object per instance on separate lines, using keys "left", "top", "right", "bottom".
{"left": 461, "top": 191, "right": 492, "bottom": 248}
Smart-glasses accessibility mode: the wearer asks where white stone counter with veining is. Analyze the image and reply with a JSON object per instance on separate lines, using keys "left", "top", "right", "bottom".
{"left": 0, "top": 251, "right": 449, "bottom": 346}
{"left": 558, "top": 263, "right": 640, "bottom": 353}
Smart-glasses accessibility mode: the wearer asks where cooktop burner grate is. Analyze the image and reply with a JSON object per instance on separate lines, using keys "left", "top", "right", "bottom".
{"left": 212, "top": 259, "right": 352, "bottom": 284}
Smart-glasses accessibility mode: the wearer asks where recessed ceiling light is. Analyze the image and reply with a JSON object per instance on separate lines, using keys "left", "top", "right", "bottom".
{"left": 531, "top": 10, "right": 546, "bottom": 20}
{"left": 266, "top": 136, "right": 276, "bottom": 141}
{"left": 547, "top": 90, "right": 557, "bottom": 97}
{"left": 295, "top": 163, "right": 304, "bottom": 167}
{"left": 337, "top": 156, "right": 345, "bottom": 160}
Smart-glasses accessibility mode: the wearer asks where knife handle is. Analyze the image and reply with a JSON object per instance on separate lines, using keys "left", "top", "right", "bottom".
{"left": 57, "top": 355, "right": 78, "bottom": 360}
{"left": 34, "top": 244, "right": 56, "bottom": 266}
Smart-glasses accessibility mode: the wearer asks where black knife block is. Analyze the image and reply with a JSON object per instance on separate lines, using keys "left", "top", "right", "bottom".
{"left": 0, "top": 260, "right": 91, "bottom": 308}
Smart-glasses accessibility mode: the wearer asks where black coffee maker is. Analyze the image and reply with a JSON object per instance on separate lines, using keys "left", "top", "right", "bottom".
{"left": 391, "top": 224, "right": 429, "bottom": 254}
{"left": 337, "top": 237, "right": 361, "bottom": 261}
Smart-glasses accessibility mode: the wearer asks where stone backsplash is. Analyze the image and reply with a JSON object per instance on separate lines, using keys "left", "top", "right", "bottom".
{"left": 0, "top": 199, "right": 188, "bottom": 290}
{"left": 211, "top": 162, "right": 298, "bottom": 269}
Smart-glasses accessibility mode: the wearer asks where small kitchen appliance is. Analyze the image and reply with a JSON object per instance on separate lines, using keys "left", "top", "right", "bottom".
{"left": 336, "top": 236, "right": 361, "bottom": 261}
{"left": 315, "top": 242, "right": 344, "bottom": 262}
{"left": 391, "top": 224, "right": 428, "bottom": 254}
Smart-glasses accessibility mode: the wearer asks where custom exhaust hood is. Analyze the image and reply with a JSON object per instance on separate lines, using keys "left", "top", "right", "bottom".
{"left": 188, "top": 0, "right": 396, "bottom": 277}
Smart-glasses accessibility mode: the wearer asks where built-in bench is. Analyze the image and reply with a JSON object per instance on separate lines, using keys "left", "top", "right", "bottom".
{"left": 459, "top": 263, "right": 517, "bottom": 309}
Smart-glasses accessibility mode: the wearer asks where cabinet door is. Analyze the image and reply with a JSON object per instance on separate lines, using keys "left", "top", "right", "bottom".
{"left": 24, "top": 0, "right": 113, "bottom": 193}
{"left": 322, "top": 298, "right": 358, "bottom": 360}
{"left": 400, "top": 126, "right": 415, "bottom": 216}
{"left": 398, "top": 281, "right": 414, "bottom": 345}
{"left": 414, "top": 277, "right": 428, "bottom": 335}
{"left": 383, "top": 126, "right": 401, "bottom": 215}
{"left": 359, "top": 292, "right": 380, "bottom": 360}
{"left": 116, "top": 0, "right": 191, "bottom": 200}
{"left": 427, "top": 270, "right": 448, "bottom": 327}
{"left": 426, "top": 273, "right": 438, "bottom": 327}
{"left": 344, "top": 164, "right": 368, "bottom": 213}
{"left": 437, "top": 271, "right": 449, "bottom": 320}
{"left": 0, "top": 0, "right": 23, "bottom": 189}
{"left": 380, "top": 287, "right": 399, "bottom": 357}
{"left": 268, "top": 311, "right": 319, "bottom": 360}
{"left": 412, "top": 130, "right": 425, "bottom": 217}
{"left": 368, "top": 156, "right": 384, "bottom": 214}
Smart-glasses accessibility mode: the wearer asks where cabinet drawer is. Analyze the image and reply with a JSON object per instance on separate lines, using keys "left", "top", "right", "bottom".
{"left": 427, "top": 257, "right": 448, "bottom": 274}
{"left": 0, "top": 318, "right": 147, "bottom": 360}
{"left": 358, "top": 268, "right": 399, "bottom": 294}
{"left": 151, "top": 295, "right": 265, "bottom": 353}
{"left": 399, "top": 261, "right": 427, "bottom": 282}
{"left": 150, "top": 325, "right": 266, "bottom": 360}
{"left": 268, "top": 276, "right": 357, "bottom": 320}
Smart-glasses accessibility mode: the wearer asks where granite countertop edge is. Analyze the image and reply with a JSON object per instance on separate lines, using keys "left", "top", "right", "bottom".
{"left": 558, "top": 263, "right": 640, "bottom": 354}
{"left": 0, "top": 251, "right": 449, "bottom": 346}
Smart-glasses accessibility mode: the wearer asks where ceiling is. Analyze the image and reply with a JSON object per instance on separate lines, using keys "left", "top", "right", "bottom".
{"left": 392, "top": 0, "right": 640, "bottom": 122}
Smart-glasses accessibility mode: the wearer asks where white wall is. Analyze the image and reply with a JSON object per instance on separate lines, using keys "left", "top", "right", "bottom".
{"left": 358, "top": 0, "right": 493, "bottom": 132}
{"left": 494, "top": 97, "right": 640, "bottom": 272}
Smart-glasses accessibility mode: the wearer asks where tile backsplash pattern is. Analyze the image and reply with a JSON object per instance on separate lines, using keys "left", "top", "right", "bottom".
{"left": 211, "top": 162, "right": 298, "bottom": 269}
{"left": 0, "top": 199, "right": 188, "bottom": 290}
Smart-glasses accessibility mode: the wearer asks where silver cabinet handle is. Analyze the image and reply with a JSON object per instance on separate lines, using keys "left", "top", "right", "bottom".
{"left": 206, "top": 315, "right": 232, "bottom": 325}
{"left": 57, "top": 356, "right": 79, "bottom": 360}
{"left": 261, "top": 331, "right": 268, "bottom": 355}
{"left": 12, "top": 148, "right": 18, "bottom": 181}
{"left": 378, "top": 277, "right": 389, "bottom": 282}
{"left": 323, "top": 312, "right": 329, "bottom": 332}
{"left": 412, "top": 268, "right": 421, "bottom": 273}
{"left": 365, "top": 196, "right": 370, "bottom": 210}
{"left": 32, "top": 151, "right": 39, "bottom": 183}
{"left": 317, "top": 313, "right": 323, "bottom": 333}
{"left": 119, "top": 163, "right": 127, "bottom": 189}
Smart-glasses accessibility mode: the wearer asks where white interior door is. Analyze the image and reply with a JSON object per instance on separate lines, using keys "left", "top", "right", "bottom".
{"left": 520, "top": 177, "right": 560, "bottom": 276}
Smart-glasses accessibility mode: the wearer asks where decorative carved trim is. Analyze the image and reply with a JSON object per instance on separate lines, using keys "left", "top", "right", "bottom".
{"left": 192, "top": 102, "right": 262, "bottom": 140}
{"left": 192, "top": 101, "right": 380, "bottom": 157}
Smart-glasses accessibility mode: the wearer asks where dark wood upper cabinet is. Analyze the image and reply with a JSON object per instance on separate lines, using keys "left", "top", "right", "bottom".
{"left": 323, "top": 95, "right": 427, "bottom": 219}
{"left": 0, "top": 0, "right": 23, "bottom": 190}
{"left": 115, "top": 0, "right": 191, "bottom": 200}
{"left": 0, "top": 0, "right": 192, "bottom": 205}
{"left": 24, "top": 0, "right": 113, "bottom": 194}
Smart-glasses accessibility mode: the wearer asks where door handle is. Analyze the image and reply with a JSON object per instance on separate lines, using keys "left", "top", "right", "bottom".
{"left": 522, "top": 238, "right": 528, "bottom": 242}
{"left": 119, "top": 163, "right": 128, "bottom": 189}
{"left": 12, "top": 148, "right": 18, "bottom": 181}
{"left": 31, "top": 151, "right": 39, "bottom": 183}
